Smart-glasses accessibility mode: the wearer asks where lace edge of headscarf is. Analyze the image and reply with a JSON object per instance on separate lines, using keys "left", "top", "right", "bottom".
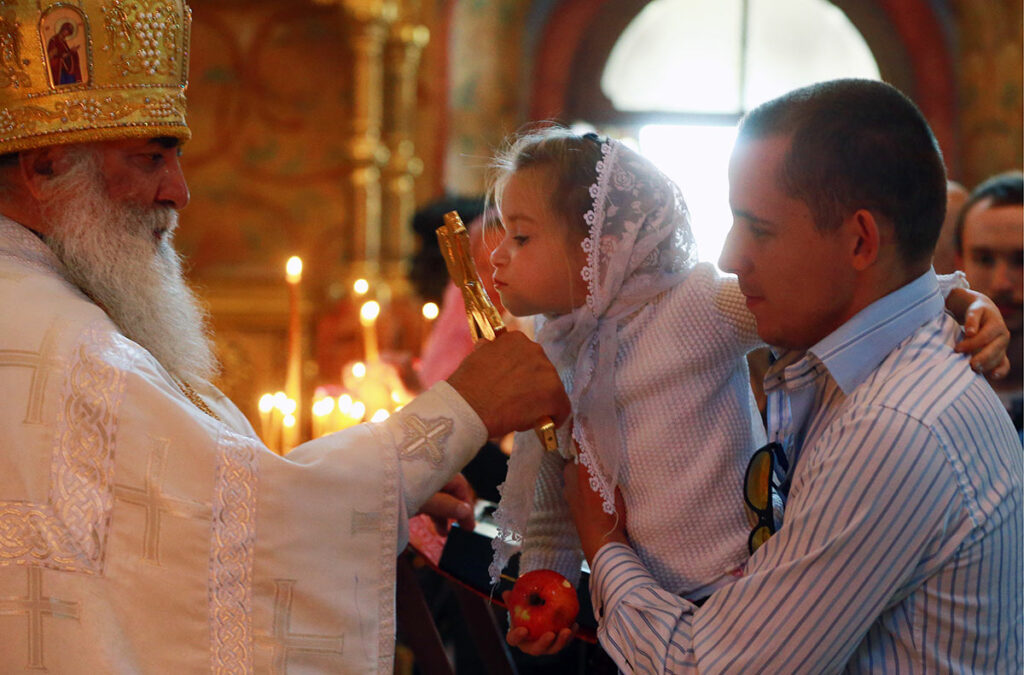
{"left": 488, "top": 429, "right": 547, "bottom": 585}
{"left": 574, "top": 138, "right": 624, "bottom": 519}
{"left": 580, "top": 140, "right": 617, "bottom": 312}
{"left": 573, "top": 422, "right": 617, "bottom": 515}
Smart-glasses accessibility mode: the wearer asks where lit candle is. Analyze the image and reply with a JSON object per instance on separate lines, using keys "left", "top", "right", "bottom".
{"left": 280, "top": 396, "right": 297, "bottom": 421}
{"left": 258, "top": 393, "right": 275, "bottom": 449}
{"left": 336, "top": 393, "right": 356, "bottom": 431}
{"left": 338, "top": 393, "right": 354, "bottom": 415}
{"left": 353, "top": 278, "right": 370, "bottom": 296}
{"left": 311, "top": 393, "right": 335, "bottom": 438}
{"left": 284, "top": 256, "right": 303, "bottom": 450}
{"left": 270, "top": 391, "right": 287, "bottom": 454}
{"left": 360, "top": 300, "right": 380, "bottom": 363}
{"left": 421, "top": 301, "right": 439, "bottom": 354}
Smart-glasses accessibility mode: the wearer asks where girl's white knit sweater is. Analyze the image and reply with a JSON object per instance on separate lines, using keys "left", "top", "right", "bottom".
{"left": 521, "top": 263, "right": 765, "bottom": 598}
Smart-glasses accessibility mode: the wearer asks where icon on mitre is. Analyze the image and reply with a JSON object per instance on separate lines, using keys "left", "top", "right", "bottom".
{"left": 42, "top": 7, "right": 87, "bottom": 88}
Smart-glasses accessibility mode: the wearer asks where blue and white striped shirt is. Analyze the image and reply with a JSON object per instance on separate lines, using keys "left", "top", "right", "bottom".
{"left": 589, "top": 271, "right": 1022, "bottom": 673}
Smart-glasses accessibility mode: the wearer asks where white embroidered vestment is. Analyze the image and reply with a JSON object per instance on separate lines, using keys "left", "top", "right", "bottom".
{"left": 0, "top": 217, "right": 487, "bottom": 673}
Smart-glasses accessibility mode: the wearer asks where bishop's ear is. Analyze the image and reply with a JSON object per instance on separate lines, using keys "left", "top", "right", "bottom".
{"left": 18, "top": 146, "right": 74, "bottom": 198}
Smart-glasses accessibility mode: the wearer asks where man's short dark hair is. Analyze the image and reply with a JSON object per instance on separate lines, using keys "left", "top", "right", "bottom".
{"left": 954, "top": 170, "right": 1024, "bottom": 254}
{"left": 736, "top": 79, "right": 947, "bottom": 265}
{"left": 408, "top": 194, "right": 485, "bottom": 304}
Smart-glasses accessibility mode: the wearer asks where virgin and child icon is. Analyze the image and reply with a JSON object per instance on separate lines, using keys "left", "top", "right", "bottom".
{"left": 47, "top": 21, "right": 82, "bottom": 85}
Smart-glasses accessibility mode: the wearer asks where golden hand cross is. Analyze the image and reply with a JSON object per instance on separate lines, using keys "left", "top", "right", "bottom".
{"left": 436, "top": 211, "right": 559, "bottom": 453}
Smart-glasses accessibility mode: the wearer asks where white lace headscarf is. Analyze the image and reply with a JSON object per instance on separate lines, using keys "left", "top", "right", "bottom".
{"left": 490, "top": 133, "right": 697, "bottom": 583}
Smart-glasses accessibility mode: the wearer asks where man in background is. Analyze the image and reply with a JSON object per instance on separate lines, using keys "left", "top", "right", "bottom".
{"left": 956, "top": 170, "right": 1024, "bottom": 434}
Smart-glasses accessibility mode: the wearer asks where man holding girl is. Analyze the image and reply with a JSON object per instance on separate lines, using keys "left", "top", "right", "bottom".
{"left": 563, "top": 79, "right": 1021, "bottom": 673}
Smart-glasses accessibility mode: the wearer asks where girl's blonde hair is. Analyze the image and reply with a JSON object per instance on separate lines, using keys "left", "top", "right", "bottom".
{"left": 486, "top": 125, "right": 604, "bottom": 239}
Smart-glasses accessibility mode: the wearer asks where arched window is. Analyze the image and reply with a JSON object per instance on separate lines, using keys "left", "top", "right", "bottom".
{"left": 576, "top": 0, "right": 881, "bottom": 264}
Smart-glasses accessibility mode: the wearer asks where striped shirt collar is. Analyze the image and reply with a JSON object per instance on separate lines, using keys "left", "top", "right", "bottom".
{"left": 777, "top": 270, "right": 945, "bottom": 395}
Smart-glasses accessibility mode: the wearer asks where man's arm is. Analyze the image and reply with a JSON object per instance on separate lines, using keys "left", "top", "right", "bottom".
{"left": 564, "top": 412, "right": 968, "bottom": 674}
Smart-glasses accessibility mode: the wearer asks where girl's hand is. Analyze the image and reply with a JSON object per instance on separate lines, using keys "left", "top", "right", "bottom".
{"left": 952, "top": 291, "right": 1011, "bottom": 377}
{"left": 501, "top": 604, "right": 577, "bottom": 655}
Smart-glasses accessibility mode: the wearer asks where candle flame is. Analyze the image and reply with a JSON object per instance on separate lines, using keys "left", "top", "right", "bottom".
{"left": 283, "top": 414, "right": 296, "bottom": 428}
{"left": 360, "top": 301, "right": 380, "bottom": 324}
{"left": 422, "top": 302, "right": 439, "bottom": 320}
{"left": 370, "top": 409, "right": 390, "bottom": 423}
{"left": 353, "top": 278, "right": 369, "bottom": 295}
{"left": 350, "top": 401, "right": 366, "bottom": 420}
{"left": 280, "top": 398, "right": 297, "bottom": 416}
{"left": 337, "top": 394, "right": 353, "bottom": 414}
{"left": 258, "top": 394, "right": 275, "bottom": 414}
{"left": 285, "top": 256, "right": 303, "bottom": 283}
{"left": 312, "top": 397, "right": 335, "bottom": 416}
{"left": 351, "top": 362, "right": 366, "bottom": 378}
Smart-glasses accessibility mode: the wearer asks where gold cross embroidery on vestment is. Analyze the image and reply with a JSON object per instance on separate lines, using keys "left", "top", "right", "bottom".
{"left": 0, "top": 567, "right": 80, "bottom": 669}
{"left": 0, "top": 317, "right": 64, "bottom": 424}
{"left": 114, "top": 438, "right": 211, "bottom": 564}
{"left": 397, "top": 415, "right": 453, "bottom": 467}
{"left": 255, "top": 579, "right": 345, "bottom": 674}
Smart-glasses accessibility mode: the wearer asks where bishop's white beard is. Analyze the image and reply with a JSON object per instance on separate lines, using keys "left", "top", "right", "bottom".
{"left": 41, "top": 150, "right": 218, "bottom": 383}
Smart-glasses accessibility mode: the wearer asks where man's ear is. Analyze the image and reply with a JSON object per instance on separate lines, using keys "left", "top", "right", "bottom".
{"left": 18, "top": 146, "right": 72, "bottom": 199}
{"left": 847, "top": 209, "right": 881, "bottom": 272}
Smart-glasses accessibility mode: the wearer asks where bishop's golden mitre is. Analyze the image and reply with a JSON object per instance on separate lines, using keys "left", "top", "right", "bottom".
{"left": 0, "top": 0, "right": 191, "bottom": 154}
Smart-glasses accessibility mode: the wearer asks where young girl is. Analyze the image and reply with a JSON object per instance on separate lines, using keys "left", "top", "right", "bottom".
{"left": 484, "top": 126, "right": 1006, "bottom": 653}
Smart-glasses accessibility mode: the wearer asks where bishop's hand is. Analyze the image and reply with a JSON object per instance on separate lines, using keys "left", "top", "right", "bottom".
{"left": 416, "top": 473, "right": 475, "bottom": 534}
{"left": 447, "top": 330, "right": 569, "bottom": 439}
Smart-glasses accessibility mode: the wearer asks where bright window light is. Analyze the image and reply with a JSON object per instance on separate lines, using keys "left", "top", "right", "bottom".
{"left": 603, "top": 0, "right": 743, "bottom": 113}
{"left": 638, "top": 124, "right": 738, "bottom": 267}
{"left": 603, "top": 0, "right": 878, "bottom": 113}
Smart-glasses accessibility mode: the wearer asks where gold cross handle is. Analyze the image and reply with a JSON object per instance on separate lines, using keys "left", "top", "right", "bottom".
{"left": 437, "top": 210, "right": 559, "bottom": 454}
{"left": 437, "top": 210, "right": 505, "bottom": 341}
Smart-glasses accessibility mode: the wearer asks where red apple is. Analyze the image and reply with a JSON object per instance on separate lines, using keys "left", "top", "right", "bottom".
{"left": 506, "top": 569, "right": 579, "bottom": 641}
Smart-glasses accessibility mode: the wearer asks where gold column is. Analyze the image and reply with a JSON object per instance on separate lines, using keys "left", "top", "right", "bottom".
{"left": 315, "top": 0, "right": 396, "bottom": 283}
{"left": 381, "top": 20, "right": 429, "bottom": 281}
